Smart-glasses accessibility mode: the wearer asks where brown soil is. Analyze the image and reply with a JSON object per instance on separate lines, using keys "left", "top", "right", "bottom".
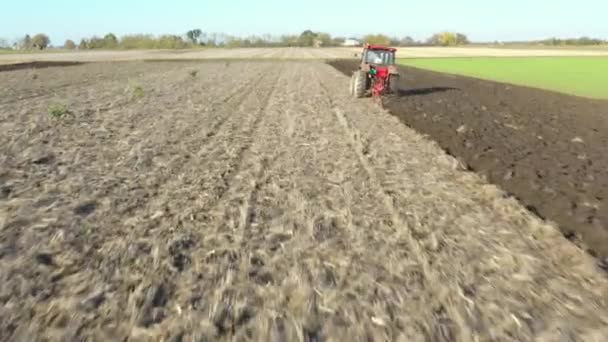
{"left": 329, "top": 59, "right": 608, "bottom": 261}
{"left": 2, "top": 61, "right": 608, "bottom": 341}
{"left": 0, "top": 61, "right": 85, "bottom": 72}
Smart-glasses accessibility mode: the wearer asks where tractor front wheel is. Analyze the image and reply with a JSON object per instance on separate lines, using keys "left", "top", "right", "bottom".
{"left": 389, "top": 74, "right": 400, "bottom": 94}
{"left": 351, "top": 71, "right": 366, "bottom": 98}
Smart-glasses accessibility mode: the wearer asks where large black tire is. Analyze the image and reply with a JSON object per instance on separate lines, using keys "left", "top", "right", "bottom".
{"left": 389, "top": 74, "right": 400, "bottom": 94}
{"left": 351, "top": 70, "right": 366, "bottom": 98}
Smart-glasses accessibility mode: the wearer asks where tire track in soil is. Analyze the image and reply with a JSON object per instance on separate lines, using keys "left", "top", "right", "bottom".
{"left": 137, "top": 65, "right": 277, "bottom": 245}
{"left": 233, "top": 67, "right": 293, "bottom": 241}
{"left": 133, "top": 63, "right": 280, "bottom": 328}
{"left": 148, "top": 65, "right": 276, "bottom": 227}
{"left": 131, "top": 64, "right": 289, "bottom": 340}
{"left": 193, "top": 64, "right": 287, "bottom": 243}
{"left": 198, "top": 64, "right": 428, "bottom": 340}
{"left": 223, "top": 65, "right": 302, "bottom": 246}
{"left": 267, "top": 64, "right": 429, "bottom": 340}
{"left": 91, "top": 64, "right": 271, "bottom": 249}
{"left": 120, "top": 63, "right": 266, "bottom": 184}
{"left": 186, "top": 64, "right": 359, "bottom": 341}
{"left": 314, "top": 69, "right": 471, "bottom": 340}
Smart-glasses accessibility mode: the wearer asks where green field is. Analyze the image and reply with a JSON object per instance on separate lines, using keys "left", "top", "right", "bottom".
{"left": 398, "top": 57, "right": 608, "bottom": 99}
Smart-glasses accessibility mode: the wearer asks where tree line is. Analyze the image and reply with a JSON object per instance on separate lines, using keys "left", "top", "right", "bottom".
{"left": 3, "top": 30, "right": 606, "bottom": 50}
{"left": 7, "top": 34, "right": 52, "bottom": 50}
{"left": 3, "top": 30, "right": 471, "bottom": 50}
{"left": 531, "top": 37, "right": 606, "bottom": 46}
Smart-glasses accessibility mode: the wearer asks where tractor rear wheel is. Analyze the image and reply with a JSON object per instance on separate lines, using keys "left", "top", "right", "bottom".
{"left": 389, "top": 74, "right": 400, "bottom": 94}
{"left": 352, "top": 71, "right": 366, "bottom": 98}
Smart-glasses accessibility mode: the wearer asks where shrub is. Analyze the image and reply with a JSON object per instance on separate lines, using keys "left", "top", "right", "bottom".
{"left": 87, "top": 37, "right": 106, "bottom": 49}
{"left": 155, "top": 35, "right": 189, "bottom": 49}
{"left": 400, "top": 36, "right": 416, "bottom": 46}
{"left": 426, "top": 32, "right": 469, "bottom": 46}
{"left": 298, "top": 30, "right": 317, "bottom": 47}
{"left": 362, "top": 34, "right": 391, "bottom": 46}
{"left": 131, "top": 85, "right": 145, "bottom": 99}
{"left": 119, "top": 34, "right": 157, "bottom": 49}
{"left": 48, "top": 104, "right": 69, "bottom": 119}
{"left": 64, "top": 40, "right": 76, "bottom": 49}
{"left": 31, "top": 34, "right": 50, "bottom": 50}
{"left": 21, "top": 35, "right": 32, "bottom": 49}
{"left": 186, "top": 29, "right": 202, "bottom": 44}
{"left": 104, "top": 33, "right": 118, "bottom": 48}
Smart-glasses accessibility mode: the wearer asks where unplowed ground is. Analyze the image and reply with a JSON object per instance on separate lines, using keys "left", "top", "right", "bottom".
{"left": 1, "top": 61, "right": 608, "bottom": 341}
{"left": 2, "top": 46, "right": 608, "bottom": 66}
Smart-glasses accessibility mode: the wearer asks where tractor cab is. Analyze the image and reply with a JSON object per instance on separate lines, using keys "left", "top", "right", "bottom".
{"left": 350, "top": 44, "right": 400, "bottom": 98}
{"left": 362, "top": 44, "right": 396, "bottom": 65}
{"left": 358, "top": 44, "right": 398, "bottom": 75}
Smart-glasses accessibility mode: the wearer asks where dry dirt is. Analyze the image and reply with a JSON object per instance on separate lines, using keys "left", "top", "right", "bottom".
{"left": 1, "top": 61, "right": 608, "bottom": 341}
{"left": 2, "top": 46, "right": 608, "bottom": 65}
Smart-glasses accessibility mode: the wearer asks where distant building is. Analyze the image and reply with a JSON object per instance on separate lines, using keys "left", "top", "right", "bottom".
{"left": 342, "top": 39, "right": 360, "bottom": 47}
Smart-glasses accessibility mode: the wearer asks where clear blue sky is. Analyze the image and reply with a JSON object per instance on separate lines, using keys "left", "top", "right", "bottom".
{"left": 2, "top": 0, "right": 607, "bottom": 45}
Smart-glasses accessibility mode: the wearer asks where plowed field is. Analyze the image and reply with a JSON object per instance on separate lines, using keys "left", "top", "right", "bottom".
{"left": 1, "top": 61, "right": 608, "bottom": 341}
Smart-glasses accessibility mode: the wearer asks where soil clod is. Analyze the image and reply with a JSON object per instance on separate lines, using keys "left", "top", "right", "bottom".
{"left": 35, "top": 252, "right": 54, "bottom": 266}
{"left": 73, "top": 201, "right": 97, "bottom": 216}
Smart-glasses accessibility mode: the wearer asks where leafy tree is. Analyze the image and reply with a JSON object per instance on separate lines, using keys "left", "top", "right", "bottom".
{"left": 78, "top": 39, "right": 88, "bottom": 49}
{"left": 31, "top": 34, "right": 50, "bottom": 49}
{"left": 389, "top": 37, "right": 401, "bottom": 46}
{"left": 205, "top": 32, "right": 219, "bottom": 47}
{"left": 225, "top": 37, "right": 243, "bottom": 48}
{"left": 298, "top": 30, "right": 317, "bottom": 46}
{"left": 21, "top": 34, "right": 32, "bottom": 49}
{"left": 280, "top": 35, "right": 299, "bottom": 47}
{"left": 362, "top": 34, "right": 391, "bottom": 46}
{"left": 536, "top": 36, "right": 604, "bottom": 46}
{"left": 316, "top": 32, "right": 332, "bottom": 47}
{"left": 427, "top": 33, "right": 440, "bottom": 45}
{"left": 427, "top": 32, "right": 469, "bottom": 46}
{"left": 119, "top": 34, "right": 156, "bottom": 49}
{"left": 331, "top": 37, "right": 345, "bottom": 46}
{"left": 64, "top": 39, "right": 76, "bottom": 49}
{"left": 186, "top": 29, "right": 202, "bottom": 44}
{"left": 87, "top": 37, "right": 106, "bottom": 49}
{"left": 156, "top": 35, "right": 189, "bottom": 49}
{"left": 104, "top": 33, "right": 118, "bottom": 48}
{"left": 456, "top": 33, "right": 469, "bottom": 45}
{"left": 400, "top": 36, "right": 416, "bottom": 46}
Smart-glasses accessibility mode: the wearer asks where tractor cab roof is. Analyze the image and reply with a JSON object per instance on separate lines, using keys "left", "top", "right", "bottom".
{"left": 364, "top": 44, "right": 397, "bottom": 52}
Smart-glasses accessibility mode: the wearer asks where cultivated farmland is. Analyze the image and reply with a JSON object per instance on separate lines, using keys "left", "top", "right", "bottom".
{"left": 1, "top": 56, "right": 608, "bottom": 341}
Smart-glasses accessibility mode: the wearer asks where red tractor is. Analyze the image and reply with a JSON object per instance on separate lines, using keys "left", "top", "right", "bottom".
{"left": 350, "top": 44, "right": 399, "bottom": 99}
